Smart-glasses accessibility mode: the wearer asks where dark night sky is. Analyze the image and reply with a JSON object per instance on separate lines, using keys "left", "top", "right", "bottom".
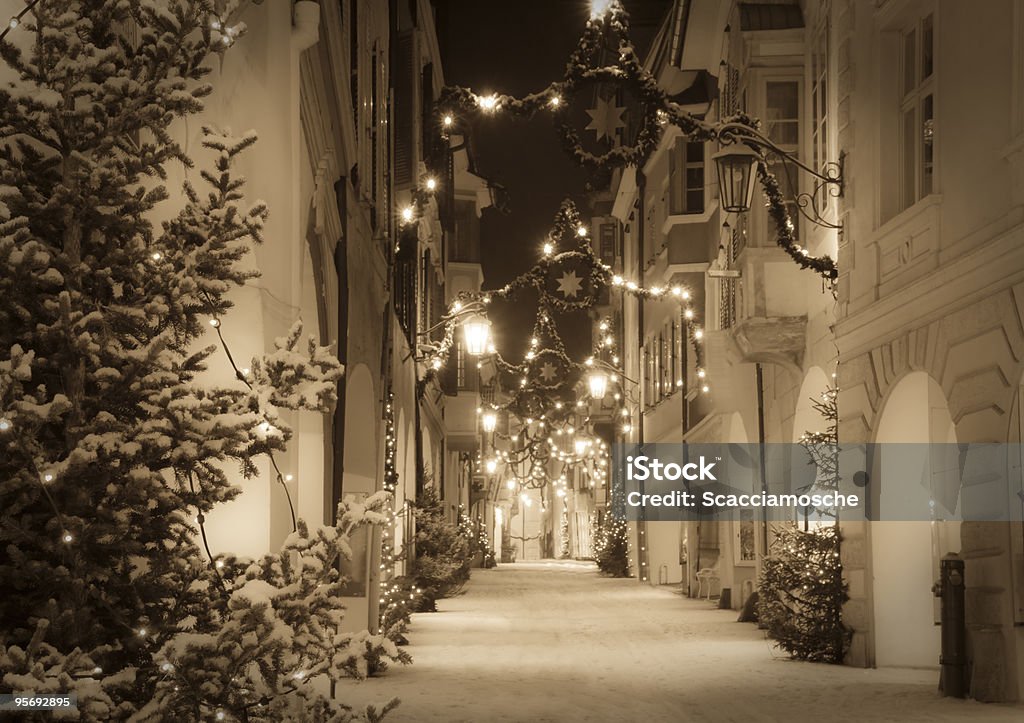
{"left": 435, "top": 0, "right": 669, "bottom": 361}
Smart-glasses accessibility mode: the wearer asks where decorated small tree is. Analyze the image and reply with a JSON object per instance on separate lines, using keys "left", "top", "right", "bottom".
{"left": 0, "top": 2, "right": 401, "bottom": 717}
{"left": 758, "top": 385, "right": 850, "bottom": 663}
{"left": 559, "top": 507, "right": 571, "bottom": 559}
{"left": 410, "top": 486, "right": 471, "bottom": 611}
{"left": 592, "top": 515, "right": 630, "bottom": 577}
{"left": 758, "top": 525, "right": 851, "bottom": 663}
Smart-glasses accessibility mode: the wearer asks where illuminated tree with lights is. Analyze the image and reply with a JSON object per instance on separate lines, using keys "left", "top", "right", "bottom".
{"left": 758, "top": 525, "right": 851, "bottom": 663}
{"left": 759, "top": 385, "right": 850, "bottom": 663}
{"left": 593, "top": 515, "right": 630, "bottom": 578}
{"left": 0, "top": 3, "right": 400, "bottom": 718}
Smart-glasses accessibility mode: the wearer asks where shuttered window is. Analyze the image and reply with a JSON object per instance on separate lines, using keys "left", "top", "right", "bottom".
{"left": 393, "top": 31, "right": 417, "bottom": 189}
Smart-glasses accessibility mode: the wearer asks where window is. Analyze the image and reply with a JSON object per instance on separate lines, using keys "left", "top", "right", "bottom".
{"left": 810, "top": 16, "right": 831, "bottom": 210}
{"left": 734, "top": 510, "right": 757, "bottom": 565}
{"left": 643, "top": 343, "right": 655, "bottom": 408}
{"left": 670, "top": 320, "right": 680, "bottom": 393}
{"left": 598, "top": 219, "right": 617, "bottom": 265}
{"left": 349, "top": 0, "right": 358, "bottom": 124}
{"left": 900, "top": 13, "right": 935, "bottom": 210}
{"left": 663, "top": 331, "right": 671, "bottom": 399}
{"left": 669, "top": 137, "right": 705, "bottom": 215}
{"left": 765, "top": 80, "right": 801, "bottom": 237}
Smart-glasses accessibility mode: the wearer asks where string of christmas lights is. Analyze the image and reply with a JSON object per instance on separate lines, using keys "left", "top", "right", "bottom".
{"left": 398, "top": 0, "right": 837, "bottom": 283}
{"left": 378, "top": 391, "right": 422, "bottom": 636}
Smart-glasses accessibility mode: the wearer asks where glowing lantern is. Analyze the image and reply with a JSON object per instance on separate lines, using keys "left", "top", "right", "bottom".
{"left": 713, "top": 144, "right": 761, "bottom": 213}
{"left": 462, "top": 315, "right": 491, "bottom": 356}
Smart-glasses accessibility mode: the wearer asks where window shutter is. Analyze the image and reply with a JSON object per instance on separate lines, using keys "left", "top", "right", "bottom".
{"left": 394, "top": 31, "right": 417, "bottom": 189}
{"left": 421, "top": 62, "right": 435, "bottom": 162}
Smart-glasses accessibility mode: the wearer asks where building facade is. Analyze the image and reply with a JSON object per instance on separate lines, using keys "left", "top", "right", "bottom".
{"left": 153, "top": 0, "right": 489, "bottom": 636}
{"left": 605, "top": 0, "right": 1024, "bottom": 703}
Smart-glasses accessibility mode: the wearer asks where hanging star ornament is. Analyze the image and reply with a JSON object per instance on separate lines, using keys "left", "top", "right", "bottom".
{"left": 585, "top": 96, "right": 626, "bottom": 141}
{"left": 557, "top": 270, "right": 583, "bottom": 298}
{"left": 539, "top": 362, "right": 558, "bottom": 382}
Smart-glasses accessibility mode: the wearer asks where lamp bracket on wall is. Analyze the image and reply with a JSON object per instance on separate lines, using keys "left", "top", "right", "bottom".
{"left": 715, "top": 121, "right": 845, "bottom": 231}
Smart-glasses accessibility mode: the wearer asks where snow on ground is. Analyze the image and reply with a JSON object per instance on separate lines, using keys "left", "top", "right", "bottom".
{"left": 337, "top": 561, "right": 1024, "bottom": 722}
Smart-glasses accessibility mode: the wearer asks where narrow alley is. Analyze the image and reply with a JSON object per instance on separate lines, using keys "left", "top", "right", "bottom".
{"left": 340, "top": 561, "right": 1024, "bottom": 723}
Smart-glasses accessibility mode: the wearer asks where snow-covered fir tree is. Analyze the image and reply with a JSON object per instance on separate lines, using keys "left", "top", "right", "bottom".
{"left": 410, "top": 486, "right": 471, "bottom": 612}
{"left": 0, "top": 2, "right": 401, "bottom": 718}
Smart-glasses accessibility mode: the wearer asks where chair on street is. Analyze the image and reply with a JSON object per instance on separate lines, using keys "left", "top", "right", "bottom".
{"left": 695, "top": 567, "right": 720, "bottom": 600}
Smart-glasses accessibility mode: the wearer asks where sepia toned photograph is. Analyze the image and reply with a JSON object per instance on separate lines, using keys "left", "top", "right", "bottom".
{"left": 2, "top": 0, "right": 1024, "bottom": 720}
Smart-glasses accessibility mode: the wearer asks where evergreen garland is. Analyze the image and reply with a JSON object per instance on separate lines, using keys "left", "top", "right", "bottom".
{"left": 426, "top": 2, "right": 839, "bottom": 284}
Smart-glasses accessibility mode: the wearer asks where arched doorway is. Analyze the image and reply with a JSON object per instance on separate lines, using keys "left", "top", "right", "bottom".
{"left": 871, "top": 371, "right": 958, "bottom": 668}
{"left": 339, "top": 363, "right": 377, "bottom": 628}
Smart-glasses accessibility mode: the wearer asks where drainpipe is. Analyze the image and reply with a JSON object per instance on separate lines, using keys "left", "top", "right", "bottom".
{"left": 636, "top": 170, "right": 647, "bottom": 583}
{"left": 756, "top": 363, "right": 769, "bottom": 556}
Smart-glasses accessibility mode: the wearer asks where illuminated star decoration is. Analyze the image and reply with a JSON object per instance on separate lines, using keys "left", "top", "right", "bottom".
{"left": 539, "top": 362, "right": 557, "bottom": 382}
{"left": 585, "top": 96, "right": 626, "bottom": 142}
{"left": 557, "top": 270, "right": 583, "bottom": 298}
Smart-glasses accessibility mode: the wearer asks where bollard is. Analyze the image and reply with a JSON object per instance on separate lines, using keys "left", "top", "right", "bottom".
{"left": 933, "top": 552, "right": 966, "bottom": 698}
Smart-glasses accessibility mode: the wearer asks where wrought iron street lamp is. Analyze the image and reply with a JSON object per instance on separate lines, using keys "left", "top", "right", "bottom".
{"left": 587, "top": 369, "right": 609, "bottom": 400}
{"left": 712, "top": 122, "right": 845, "bottom": 229}
{"left": 712, "top": 145, "right": 761, "bottom": 214}
{"left": 482, "top": 410, "right": 497, "bottom": 434}
{"left": 462, "top": 314, "right": 491, "bottom": 356}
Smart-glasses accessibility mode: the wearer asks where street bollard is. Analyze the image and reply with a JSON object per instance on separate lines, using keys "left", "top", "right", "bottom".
{"left": 933, "top": 552, "right": 966, "bottom": 698}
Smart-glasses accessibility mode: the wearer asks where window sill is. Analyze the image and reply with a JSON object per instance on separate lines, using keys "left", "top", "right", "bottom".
{"left": 660, "top": 200, "right": 720, "bottom": 235}
{"left": 643, "top": 388, "right": 683, "bottom": 412}
{"left": 874, "top": 193, "right": 943, "bottom": 240}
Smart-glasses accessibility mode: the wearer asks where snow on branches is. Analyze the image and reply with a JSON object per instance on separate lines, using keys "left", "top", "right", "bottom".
{"left": 140, "top": 493, "right": 401, "bottom": 721}
{"left": 0, "top": 3, "right": 384, "bottom": 719}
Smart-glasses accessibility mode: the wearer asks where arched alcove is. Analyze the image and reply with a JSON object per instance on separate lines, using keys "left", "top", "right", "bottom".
{"left": 342, "top": 364, "right": 378, "bottom": 493}
{"left": 871, "top": 371, "right": 958, "bottom": 668}
{"left": 792, "top": 366, "right": 831, "bottom": 442}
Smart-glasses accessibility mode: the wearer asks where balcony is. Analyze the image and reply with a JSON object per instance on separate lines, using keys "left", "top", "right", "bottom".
{"left": 708, "top": 243, "right": 808, "bottom": 373}
{"left": 446, "top": 390, "right": 481, "bottom": 452}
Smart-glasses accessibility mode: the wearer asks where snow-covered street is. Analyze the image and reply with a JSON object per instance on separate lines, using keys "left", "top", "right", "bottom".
{"left": 339, "top": 561, "right": 1024, "bottom": 723}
